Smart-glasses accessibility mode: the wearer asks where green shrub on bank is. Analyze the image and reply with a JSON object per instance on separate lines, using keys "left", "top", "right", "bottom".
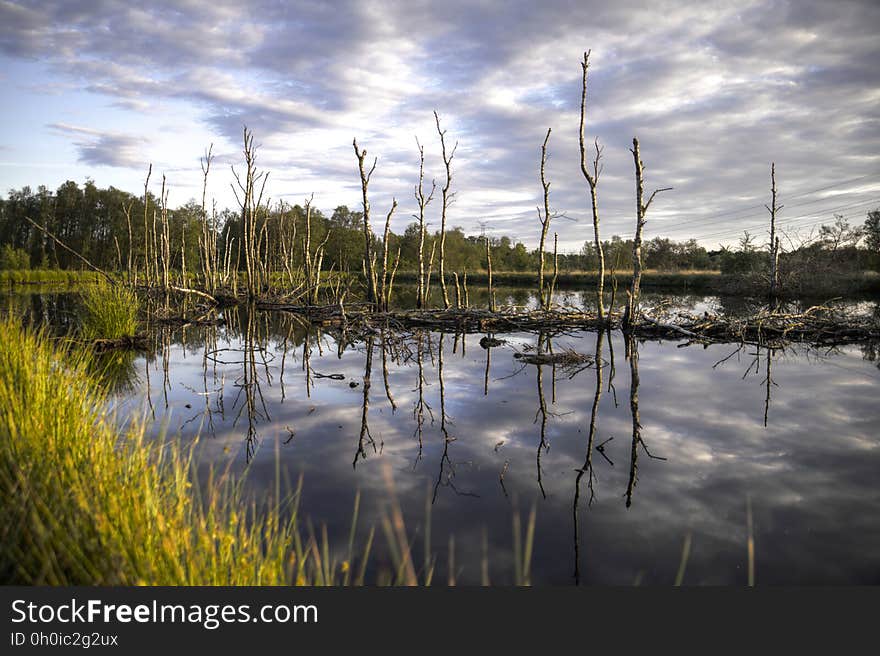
{"left": 0, "top": 320, "right": 334, "bottom": 584}
{"left": 80, "top": 284, "right": 139, "bottom": 340}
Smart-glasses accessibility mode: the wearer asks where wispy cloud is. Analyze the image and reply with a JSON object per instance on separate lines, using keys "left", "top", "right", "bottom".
{"left": 48, "top": 123, "right": 149, "bottom": 169}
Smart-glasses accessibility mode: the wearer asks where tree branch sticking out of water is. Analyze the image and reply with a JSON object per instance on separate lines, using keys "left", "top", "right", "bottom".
{"left": 624, "top": 137, "right": 672, "bottom": 329}
{"left": 579, "top": 50, "right": 606, "bottom": 324}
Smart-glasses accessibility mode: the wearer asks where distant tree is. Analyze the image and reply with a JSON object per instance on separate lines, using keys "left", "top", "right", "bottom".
{"left": 819, "top": 214, "right": 862, "bottom": 251}
{"left": 862, "top": 210, "right": 880, "bottom": 253}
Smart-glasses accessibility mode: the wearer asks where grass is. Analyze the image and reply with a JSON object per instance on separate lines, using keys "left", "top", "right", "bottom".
{"left": 80, "top": 283, "right": 139, "bottom": 340}
{"left": 0, "top": 320, "right": 535, "bottom": 585}
{"left": 0, "top": 319, "right": 361, "bottom": 585}
{"left": 0, "top": 269, "right": 103, "bottom": 286}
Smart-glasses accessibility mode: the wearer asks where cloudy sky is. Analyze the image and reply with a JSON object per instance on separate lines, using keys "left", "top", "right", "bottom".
{"left": 1, "top": 0, "right": 878, "bottom": 251}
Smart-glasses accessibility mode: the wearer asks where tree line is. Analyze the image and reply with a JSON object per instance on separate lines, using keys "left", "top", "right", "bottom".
{"left": 1, "top": 180, "right": 878, "bottom": 278}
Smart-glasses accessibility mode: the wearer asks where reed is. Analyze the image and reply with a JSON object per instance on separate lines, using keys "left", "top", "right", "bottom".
{"left": 80, "top": 283, "right": 139, "bottom": 340}
{"left": 0, "top": 320, "right": 342, "bottom": 585}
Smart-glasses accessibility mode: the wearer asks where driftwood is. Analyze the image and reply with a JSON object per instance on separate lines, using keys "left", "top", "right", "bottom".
{"left": 255, "top": 301, "right": 880, "bottom": 347}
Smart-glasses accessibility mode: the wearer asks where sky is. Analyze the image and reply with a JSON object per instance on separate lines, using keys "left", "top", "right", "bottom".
{"left": 1, "top": 0, "right": 878, "bottom": 252}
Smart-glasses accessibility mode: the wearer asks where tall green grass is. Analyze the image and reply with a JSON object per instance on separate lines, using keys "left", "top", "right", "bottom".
{"left": 80, "top": 284, "right": 139, "bottom": 339}
{"left": 0, "top": 269, "right": 102, "bottom": 286}
{"left": 0, "top": 321, "right": 534, "bottom": 585}
{"left": 0, "top": 320, "right": 349, "bottom": 584}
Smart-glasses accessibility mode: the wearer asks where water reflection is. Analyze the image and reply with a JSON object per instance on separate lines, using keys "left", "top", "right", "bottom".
{"left": 4, "top": 290, "right": 880, "bottom": 584}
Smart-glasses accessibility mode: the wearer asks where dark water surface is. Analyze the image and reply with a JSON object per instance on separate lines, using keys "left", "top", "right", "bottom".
{"left": 5, "top": 289, "right": 880, "bottom": 584}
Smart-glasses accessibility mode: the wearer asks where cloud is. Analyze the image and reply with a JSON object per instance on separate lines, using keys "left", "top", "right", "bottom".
{"left": 47, "top": 123, "right": 149, "bottom": 168}
{"left": 3, "top": 0, "right": 880, "bottom": 248}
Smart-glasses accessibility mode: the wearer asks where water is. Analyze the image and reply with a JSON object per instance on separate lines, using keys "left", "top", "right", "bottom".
{"left": 5, "top": 289, "right": 880, "bottom": 584}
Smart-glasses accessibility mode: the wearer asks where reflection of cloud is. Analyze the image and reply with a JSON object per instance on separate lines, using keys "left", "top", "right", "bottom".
{"left": 114, "top": 319, "right": 880, "bottom": 584}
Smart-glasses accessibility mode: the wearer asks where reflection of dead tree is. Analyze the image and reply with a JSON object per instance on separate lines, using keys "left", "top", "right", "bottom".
{"left": 412, "top": 331, "right": 434, "bottom": 465}
{"left": 572, "top": 330, "right": 607, "bottom": 582}
{"left": 625, "top": 335, "right": 665, "bottom": 508}
{"left": 353, "top": 336, "right": 376, "bottom": 467}
{"left": 380, "top": 330, "right": 398, "bottom": 412}
{"left": 535, "top": 360, "right": 549, "bottom": 499}
{"left": 230, "top": 305, "right": 272, "bottom": 462}
{"left": 483, "top": 335, "right": 491, "bottom": 396}
{"left": 762, "top": 345, "right": 776, "bottom": 427}
{"left": 431, "top": 333, "right": 478, "bottom": 504}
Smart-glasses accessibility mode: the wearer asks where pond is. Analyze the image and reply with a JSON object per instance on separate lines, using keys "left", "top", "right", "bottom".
{"left": 5, "top": 288, "right": 880, "bottom": 584}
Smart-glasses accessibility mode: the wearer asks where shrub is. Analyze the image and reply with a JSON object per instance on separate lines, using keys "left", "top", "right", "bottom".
{"left": 80, "top": 284, "right": 139, "bottom": 340}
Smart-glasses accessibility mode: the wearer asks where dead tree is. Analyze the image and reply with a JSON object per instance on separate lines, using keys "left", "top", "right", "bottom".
{"left": 766, "top": 163, "right": 783, "bottom": 301}
{"left": 624, "top": 137, "right": 672, "bottom": 329}
{"left": 159, "top": 175, "right": 170, "bottom": 293}
{"left": 414, "top": 137, "right": 436, "bottom": 309}
{"left": 380, "top": 198, "right": 398, "bottom": 312}
{"left": 434, "top": 110, "right": 458, "bottom": 309}
{"left": 123, "top": 200, "right": 134, "bottom": 285}
{"left": 199, "top": 144, "right": 217, "bottom": 293}
{"left": 485, "top": 235, "right": 495, "bottom": 312}
{"left": 537, "top": 127, "right": 553, "bottom": 310}
{"left": 353, "top": 138, "right": 379, "bottom": 306}
{"left": 231, "top": 127, "right": 269, "bottom": 298}
{"left": 142, "top": 164, "right": 152, "bottom": 286}
{"left": 579, "top": 50, "right": 606, "bottom": 323}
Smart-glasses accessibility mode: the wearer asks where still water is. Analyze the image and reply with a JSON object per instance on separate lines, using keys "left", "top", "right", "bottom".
{"left": 7, "top": 289, "right": 880, "bottom": 584}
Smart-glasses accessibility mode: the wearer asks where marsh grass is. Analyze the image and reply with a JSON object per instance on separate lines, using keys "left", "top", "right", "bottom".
{"left": 80, "top": 284, "right": 139, "bottom": 340}
{"left": 0, "top": 321, "right": 534, "bottom": 585}
{"left": 0, "top": 269, "right": 102, "bottom": 286}
{"left": 0, "top": 320, "right": 312, "bottom": 584}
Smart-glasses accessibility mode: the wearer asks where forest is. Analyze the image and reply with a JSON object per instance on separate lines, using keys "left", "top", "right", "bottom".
{"left": 2, "top": 179, "right": 878, "bottom": 278}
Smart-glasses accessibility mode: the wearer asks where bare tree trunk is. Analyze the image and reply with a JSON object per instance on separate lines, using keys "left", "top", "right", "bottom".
{"left": 142, "top": 164, "right": 152, "bottom": 286}
{"left": 434, "top": 111, "right": 457, "bottom": 309}
{"left": 625, "top": 137, "right": 672, "bottom": 328}
{"left": 425, "top": 240, "right": 436, "bottom": 307}
{"left": 200, "top": 144, "right": 215, "bottom": 293}
{"left": 485, "top": 236, "right": 495, "bottom": 312}
{"left": 766, "top": 162, "right": 782, "bottom": 301}
{"left": 231, "top": 127, "right": 268, "bottom": 299}
{"left": 538, "top": 127, "right": 553, "bottom": 310}
{"left": 380, "top": 198, "right": 398, "bottom": 312}
{"left": 414, "top": 138, "right": 435, "bottom": 309}
{"left": 303, "top": 194, "right": 314, "bottom": 300}
{"left": 353, "top": 138, "right": 378, "bottom": 306}
{"left": 123, "top": 200, "right": 134, "bottom": 285}
{"left": 579, "top": 51, "right": 606, "bottom": 323}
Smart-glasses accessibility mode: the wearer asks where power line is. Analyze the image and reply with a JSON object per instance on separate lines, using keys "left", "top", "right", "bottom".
{"left": 649, "top": 173, "right": 879, "bottom": 233}
{"left": 679, "top": 198, "right": 879, "bottom": 243}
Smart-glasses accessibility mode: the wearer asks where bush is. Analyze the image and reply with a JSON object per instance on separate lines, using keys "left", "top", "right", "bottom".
{"left": 0, "top": 245, "right": 30, "bottom": 270}
{"left": 80, "top": 284, "right": 139, "bottom": 340}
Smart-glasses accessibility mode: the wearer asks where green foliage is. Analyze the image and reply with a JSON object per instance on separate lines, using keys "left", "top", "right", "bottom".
{"left": 0, "top": 245, "right": 30, "bottom": 270}
{"left": 0, "top": 320, "right": 328, "bottom": 584}
{"left": 80, "top": 284, "right": 139, "bottom": 340}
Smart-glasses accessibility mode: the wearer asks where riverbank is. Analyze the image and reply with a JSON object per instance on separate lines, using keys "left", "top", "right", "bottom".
{"left": 0, "top": 320, "right": 345, "bottom": 584}
{"left": 385, "top": 269, "right": 880, "bottom": 296}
